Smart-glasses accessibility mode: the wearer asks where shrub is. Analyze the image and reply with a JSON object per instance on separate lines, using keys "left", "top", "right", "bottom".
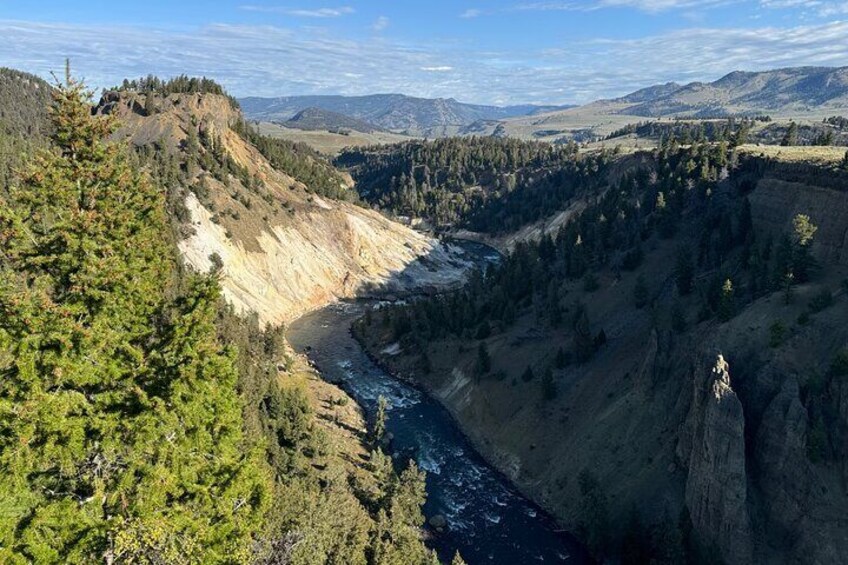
{"left": 769, "top": 321, "right": 787, "bottom": 348}
{"left": 830, "top": 349, "right": 848, "bottom": 378}
{"left": 808, "top": 289, "right": 833, "bottom": 313}
{"left": 633, "top": 275, "right": 649, "bottom": 309}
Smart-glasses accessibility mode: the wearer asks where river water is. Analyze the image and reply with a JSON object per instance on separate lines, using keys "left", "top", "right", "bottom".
{"left": 288, "top": 295, "right": 590, "bottom": 564}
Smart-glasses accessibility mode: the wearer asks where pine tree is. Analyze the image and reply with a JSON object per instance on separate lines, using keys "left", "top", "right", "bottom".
{"left": 717, "top": 278, "right": 735, "bottom": 322}
{"left": 633, "top": 275, "right": 649, "bottom": 309}
{"left": 477, "top": 342, "right": 491, "bottom": 376}
{"left": 792, "top": 214, "right": 817, "bottom": 283}
{"left": 373, "top": 395, "right": 389, "bottom": 445}
{"left": 781, "top": 122, "right": 798, "bottom": 146}
{"left": 674, "top": 248, "right": 695, "bottom": 296}
{"left": 452, "top": 551, "right": 468, "bottom": 565}
{"left": 542, "top": 368, "right": 557, "bottom": 400}
{"left": 577, "top": 470, "right": 610, "bottom": 557}
{"left": 0, "top": 73, "right": 271, "bottom": 563}
{"left": 573, "top": 304, "right": 595, "bottom": 363}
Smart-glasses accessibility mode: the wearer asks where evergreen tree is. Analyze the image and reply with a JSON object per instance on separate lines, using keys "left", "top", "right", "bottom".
{"left": 0, "top": 73, "right": 271, "bottom": 562}
{"left": 717, "top": 278, "right": 736, "bottom": 322}
{"left": 370, "top": 461, "right": 433, "bottom": 564}
{"left": 675, "top": 247, "right": 695, "bottom": 296}
{"left": 542, "top": 368, "right": 557, "bottom": 401}
{"left": 373, "top": 395, "right": 389, "bottom": 445}
{"left": 781, "top": 122, "right": 798, "bottom": 146}
{"left": 477, "top": 342, "right": 491, "bottom": 376}
{"left": 577, "top": 470, "right": 610, "bottom": 557}
{"left": 633, "top": 275, "right": 649, "bottom": 309}
{"left": 792, "top": 213, "right": 817, "bottom": 283}
{"left": 573, "top": 304, "right": 595, "bottom": 363}
{"left": 451, "top": 551, "right": 468, "bottom": 565}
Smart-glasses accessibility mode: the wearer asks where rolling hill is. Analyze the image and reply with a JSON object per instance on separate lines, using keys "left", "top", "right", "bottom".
{"left": 283, "top": 106, "right": 388, "bottom": 134}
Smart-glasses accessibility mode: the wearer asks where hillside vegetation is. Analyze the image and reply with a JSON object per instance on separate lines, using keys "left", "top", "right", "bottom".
{"left": 337, "top": 137, "right": 611, "bottom": 233}
{"left": 0, "top": 75, "right": 456, "bottom": 564}
{"left": 95, "top": 81, "right": 472, "bottom": 326}
{"left": 0, "top": 68, "right": 52, "bottom": 190}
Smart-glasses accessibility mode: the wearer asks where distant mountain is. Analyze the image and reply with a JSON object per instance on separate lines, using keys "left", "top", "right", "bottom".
{"left": 283, "top": 106, "right": 387, "bottom": 134}
{"left": 617, "top": 82, "right": 682, "bottom": 104}
{"left": 238, "top": 93, "right": 573, "bottom": 136}
{"left": 615, "top": 66, "right": 848, "bottom": 117}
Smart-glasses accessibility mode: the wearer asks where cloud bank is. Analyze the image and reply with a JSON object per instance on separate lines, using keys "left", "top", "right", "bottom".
{"left": 1, "top": 18, "right": 848, "bottom": 105}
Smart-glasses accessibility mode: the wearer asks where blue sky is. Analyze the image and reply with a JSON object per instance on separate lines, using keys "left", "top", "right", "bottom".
{"left": 1, "top": 1, "right": 848, "bottom": 104}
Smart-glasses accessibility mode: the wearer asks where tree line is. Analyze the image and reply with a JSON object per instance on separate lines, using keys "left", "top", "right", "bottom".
{"left": 337, "top": 136, "right": 611, "bottom": 233}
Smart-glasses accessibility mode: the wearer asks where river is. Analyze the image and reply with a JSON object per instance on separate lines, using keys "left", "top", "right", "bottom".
{"left": 288, "top": 266, "right": 590, "bottom": 564}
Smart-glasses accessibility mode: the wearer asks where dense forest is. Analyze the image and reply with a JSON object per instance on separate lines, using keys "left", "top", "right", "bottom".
{"left": 361, "top": 140, "right": 820, "bottom": 395}
{"left": 606, "top": 115, "right": 848, "bottom": 147}
{"left": 605, "top": 117, "right": 766, "bottom": 145}
{"left": 0, "top": 75, "right": 444, "bottom": 564}
{"left": 336, "top": 137, "right": 612, "bottom": 233}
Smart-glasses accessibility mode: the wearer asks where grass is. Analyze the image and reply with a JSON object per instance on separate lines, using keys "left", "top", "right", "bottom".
{"left": 737, "top": 144, "right": 847, "bottom": 164}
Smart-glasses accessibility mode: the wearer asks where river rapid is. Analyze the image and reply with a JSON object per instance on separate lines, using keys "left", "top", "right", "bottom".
{"left": 286, "top": 243, "right": 589, "bottom": 564}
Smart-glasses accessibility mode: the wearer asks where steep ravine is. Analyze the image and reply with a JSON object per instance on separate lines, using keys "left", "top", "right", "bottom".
{"left": 355, "top": 172, "right": 848, "bottom": 564}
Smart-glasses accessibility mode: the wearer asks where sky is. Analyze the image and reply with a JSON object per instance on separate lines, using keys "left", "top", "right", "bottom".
{"left": 1, "top": 0, "right": 848, "bottom": 105}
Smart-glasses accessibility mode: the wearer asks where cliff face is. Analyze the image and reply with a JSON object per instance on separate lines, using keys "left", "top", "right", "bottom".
{"left": 102, "top": 91, "right": 473, "bottom": 324}
{"left": 750, "top": 178, "right": 848, "bottom": 266}
{"left": 178, "top": 192, "right": 472, "bottom": 324}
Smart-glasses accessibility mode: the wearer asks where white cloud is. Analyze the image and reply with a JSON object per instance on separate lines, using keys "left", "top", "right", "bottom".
{"left": 240, "top": 5, "right": 355, "bottom": 17}
{"left": 460, "top": 8, "right": 483, "bottom": 18}
{"left": 760, "top": 0, "right": 848, "bottom": 16}
{"left": 515, "top": 0, "right": 737, "bottom": 12}
{"left": 2, "top": 18, "right": 848, "bottom": 105}
{"left": 372, "top": 16, "right": 390, "bottom": 31}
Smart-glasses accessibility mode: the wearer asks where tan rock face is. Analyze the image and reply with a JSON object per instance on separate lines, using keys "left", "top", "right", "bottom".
{"left": 178, "top": 192, "right": 473, "bottom": 325}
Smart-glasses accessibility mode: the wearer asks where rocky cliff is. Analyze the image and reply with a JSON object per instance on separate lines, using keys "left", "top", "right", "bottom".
{"left": 679, "top": 355, "right": 753, "bottom": 564}
{"left": 101, "top": 91, "right": 474, "bottom": 324}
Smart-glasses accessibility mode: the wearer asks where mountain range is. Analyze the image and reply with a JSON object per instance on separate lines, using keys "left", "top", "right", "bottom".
{"left": 238, "top": 93, "right": 573, "bottom": 136}
{"left": 240, "top": 67, "right": 848, "bottom": 144}
{"left": 612, "top": 65, "right": 848, "bottom": 117}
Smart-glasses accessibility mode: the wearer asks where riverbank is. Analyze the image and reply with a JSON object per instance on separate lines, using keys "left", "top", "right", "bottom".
{"left": 287, "top": 302, "right": 589, "bottom": 564}
{"left": 350, "top": 315, "right": 593, "bottom": 555}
